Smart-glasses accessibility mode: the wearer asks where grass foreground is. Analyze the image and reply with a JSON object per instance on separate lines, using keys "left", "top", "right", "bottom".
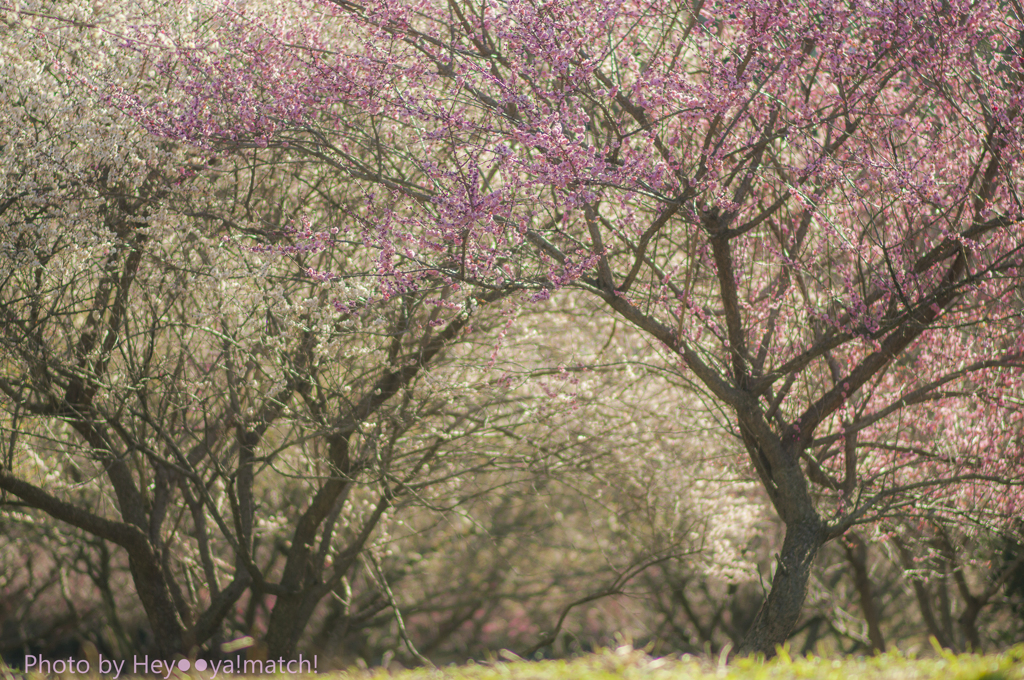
{"left": 349, "top": 644, "right": 1023, "bottom": 680}
{"left": 4, "top": 644, "right": 1024, "bottom": 680}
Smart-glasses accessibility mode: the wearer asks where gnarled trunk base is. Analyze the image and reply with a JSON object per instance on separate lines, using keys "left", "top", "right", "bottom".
{"left": 738, "top": 519, "right": 824, "bottom": 657}
{"left": 128, "top": 554, "right": 187, "bottom": 657}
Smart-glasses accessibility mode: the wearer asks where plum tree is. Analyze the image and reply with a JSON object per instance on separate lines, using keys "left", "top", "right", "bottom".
{"left": 101, "top": 0, "right": 1024, "bottom": 655}
{"left": 2, "top": 4, "right": 718, "bottom": 660}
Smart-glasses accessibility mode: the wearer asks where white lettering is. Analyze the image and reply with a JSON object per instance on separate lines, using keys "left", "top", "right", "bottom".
{"left": 100, "top": 656, "right": 125, "bottom": 680}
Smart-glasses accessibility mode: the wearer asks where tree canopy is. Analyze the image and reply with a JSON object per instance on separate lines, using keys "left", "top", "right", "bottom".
{"left": 2, "top": 0, "right": 1023, "bottom": 661}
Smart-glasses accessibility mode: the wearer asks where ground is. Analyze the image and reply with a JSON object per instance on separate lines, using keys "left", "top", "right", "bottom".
{"left": 5, "top": 644, "right": 1023, "bottom": 680}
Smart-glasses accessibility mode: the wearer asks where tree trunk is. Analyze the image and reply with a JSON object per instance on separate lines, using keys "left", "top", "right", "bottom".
{"left": 958, "top": 601, "right": 983, "bottom": 651}
{"left": 128, "top": 554, "right": 188, "bottom": 656}
{"left": 0, "top": 468, "right": 187, "bottom": 657}
{"left": 843, "top": 532, "right": 886, "bottom": 653}
{"left": 263, "top": 492, "right": 386, "bottom": 659}
{"left": 264, "top": 592, "right": 312, "bottom": 658}
{"left": 738, "top": 518, "right": 824, "bottom": 656}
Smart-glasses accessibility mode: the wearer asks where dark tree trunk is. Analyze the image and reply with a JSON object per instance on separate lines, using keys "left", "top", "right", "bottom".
{"left": 260, "top": 302, "right": 493, "bottom": 657}
{"left": 264, "top": 591, "right": 316, "bottom": 658}
{"left": 843, "top": 532, "right": 886, "bottom": 653}
{"left": 263, "top": 492, "right": 387, "bottom": 658}
{"left": 0, "top": 469, "right": 187, "bottom": 656}
{"left": 128, "top": 554, "right": 188, "bottom": 656}
{"left": 958, "top": 601, "right": 983, "bottom": 651}
{"left": 738, "top": 518, "right": 825, "bottom": 656}
{"left": 731, "top": 431, "right": 827, "bottom": 658}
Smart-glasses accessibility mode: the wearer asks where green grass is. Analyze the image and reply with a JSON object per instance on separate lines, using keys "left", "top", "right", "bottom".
{"left": 346, "top": 644, "right": 1024, "bottom": 680}
{"left": 5, "top": 643, "right": 1023, "bottom": 680}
